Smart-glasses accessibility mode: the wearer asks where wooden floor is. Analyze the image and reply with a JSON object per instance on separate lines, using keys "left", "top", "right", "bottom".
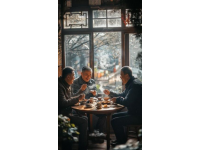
{"left": 69, "top": 134, "right": 138, "bottom": 150}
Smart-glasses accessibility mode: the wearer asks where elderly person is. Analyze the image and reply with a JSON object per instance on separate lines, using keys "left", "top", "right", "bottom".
{"left": 58, "top": 66, "right": 88, "bottom": 150}
{"left": 104, "top": 66, "right": 142, "bottom": 146}
{"left": 72, "top": 66, "right": 106, "bottom": 141}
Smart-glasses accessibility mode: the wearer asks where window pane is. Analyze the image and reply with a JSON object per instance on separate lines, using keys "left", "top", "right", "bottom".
{"left": 64, "top": 35, "right": 90, "bottom": 78}
{"left": 107, "top": 9, "right": 121, "bottom": 18}
{"left": 93, "top": 19, "right": 106, "bottom": 28}
{"left": 129, "top": 34, "right": 142, "bottom": 81}
{"left": 125, "top": 9, "right": 133, "bottom": 27}
{"left": 94, "top": 32, "right": 122, "bottom": 93}
{"left": 108, "top": 19, "right": 121, "bottom": 27}
{"left": 93, "top": 10, "right": 106, "bottom": 18}
{"left": 64, "top": 11, "right": 88, "bottom": 29}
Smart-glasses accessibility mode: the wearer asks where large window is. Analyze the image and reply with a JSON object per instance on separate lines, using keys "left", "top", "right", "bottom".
{"left": 63, "top": 9, "right": 142, "bottom": 94}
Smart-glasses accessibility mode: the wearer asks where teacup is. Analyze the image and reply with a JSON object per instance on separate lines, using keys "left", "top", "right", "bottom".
{"left": 90, "top": 97, "right": 95, "bottom": 102}
{"left": 104, "top": 97, "right": 109, "bottom": 101}
{"left": 90, "top": 97, "right": 94, "bottom": 100}
{"left": 98, "top": 97, "right": 102, "bottom": 101}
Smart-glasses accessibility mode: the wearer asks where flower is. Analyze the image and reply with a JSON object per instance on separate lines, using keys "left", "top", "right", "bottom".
{"left": 58, "top": 114, "right": 79, "bottom": 143}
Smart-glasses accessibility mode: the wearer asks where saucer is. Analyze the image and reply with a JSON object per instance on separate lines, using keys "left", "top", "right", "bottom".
{"left": 85, "top": 105, "right": 93, "bottom": 108}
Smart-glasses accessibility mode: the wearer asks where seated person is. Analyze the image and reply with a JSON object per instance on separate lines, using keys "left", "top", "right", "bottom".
{"left": 72, "top": 66, "right": 106, "bottom": 135}
{"left": 58, "top": 66, "right": 88, "bottom": 150}
{"left": 104, "top": 66, "right": 142, "bottom": 146}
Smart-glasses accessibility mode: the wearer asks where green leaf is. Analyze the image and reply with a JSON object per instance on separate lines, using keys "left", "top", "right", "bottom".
{"left": 71, "top": 124, "right": 75, "bottom": 128}
{"left": 75, "top": 131, "right": 80, "bottom": 135}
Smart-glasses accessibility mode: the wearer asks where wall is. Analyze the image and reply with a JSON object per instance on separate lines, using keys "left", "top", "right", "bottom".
{"left": 58, "top": 3, "right": 62, "bottom": 77}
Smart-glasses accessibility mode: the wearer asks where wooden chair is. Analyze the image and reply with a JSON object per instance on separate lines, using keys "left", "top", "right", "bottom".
{"left": 126, "top": 124, "right": 142, "bottom": 140}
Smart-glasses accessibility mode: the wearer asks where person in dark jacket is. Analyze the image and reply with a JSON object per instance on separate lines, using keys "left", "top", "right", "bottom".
{"left": 71, "top": 66, "right": 106, "bottom": 135}
{"left": 104, "top": 66, "right": 142, "bottom": 146}
{"left": 72, "top": 66, "right": 97, "bottom": 99}
{"left": 58, "top": 66, "right": 88, "bottom": 150}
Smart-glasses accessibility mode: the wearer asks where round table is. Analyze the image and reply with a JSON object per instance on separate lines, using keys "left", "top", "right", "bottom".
{"left": 71, "top": 104, "right": 124, "bottom": 149}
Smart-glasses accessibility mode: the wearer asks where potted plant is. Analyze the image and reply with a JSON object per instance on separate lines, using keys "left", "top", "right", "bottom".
{"left": 58, "top": 114, "right": 80, "bottom": 150}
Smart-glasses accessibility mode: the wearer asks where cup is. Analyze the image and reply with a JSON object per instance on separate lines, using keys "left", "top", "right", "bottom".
{"left": 89, "top": 97, "right": 94, "bottom": 103}
{"left": 98, "top": 97, "right": 102, "bottom": 101}
{"left": 104, "top": 97, "right": 109, "bottom": 101}
{"left": 110, "top": 101, "right": 114, "bottom": 107}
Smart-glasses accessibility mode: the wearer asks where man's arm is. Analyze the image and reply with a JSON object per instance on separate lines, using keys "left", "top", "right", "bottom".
{"left": 71, "top": 82, "right": 85, "bottom": 96}
{"left": 58, "top": 85, "right": 79, "bottom": 108}
{"left": 109, "top": 90, "right": 126, "bottom": 98}
{"left": 116, "top": 85, "right": 141, "bottom": 107}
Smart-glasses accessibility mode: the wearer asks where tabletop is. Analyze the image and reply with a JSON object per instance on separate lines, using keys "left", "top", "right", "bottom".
{"left": 71, "top": 103, "right": 125, "bottom": 114}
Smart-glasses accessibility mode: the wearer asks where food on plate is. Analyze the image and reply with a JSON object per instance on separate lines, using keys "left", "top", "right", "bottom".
{"left": 96, "top": 102, "right": 102, "bottom": 109}
{"left": 103, "top": 104, "right": 108, "bottom": 108}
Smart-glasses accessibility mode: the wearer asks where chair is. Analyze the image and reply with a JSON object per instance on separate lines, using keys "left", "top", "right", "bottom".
{"left": 126, "top": 124, "right": 142, "bottom": 140}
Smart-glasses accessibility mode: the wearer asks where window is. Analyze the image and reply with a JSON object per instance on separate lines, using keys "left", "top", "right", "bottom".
{"left": 63, "top": 11, "right": 88, "bottom": 29}
{"left": 125, "top": 9, "right": 133, "bottom": 27}
{"left": 94, "top": 32, "right": 122, "bottom": 93}
{"left": 63, "top": 9, "right": 142, "bottom": 94}
{"left": 93, "top": 9, "right": 121, "bottom": 28}
{"left": 129, "top": 34, "right": 142, "bottom": 81}
{"left": 64, "top": 34, "right": 90, "bottom": 77}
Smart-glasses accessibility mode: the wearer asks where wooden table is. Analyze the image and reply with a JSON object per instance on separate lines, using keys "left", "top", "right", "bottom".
{"left": 71, "top": 104, "right": 124, "bottom": 149}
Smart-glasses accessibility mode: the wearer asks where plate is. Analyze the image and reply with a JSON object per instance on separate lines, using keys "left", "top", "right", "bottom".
{"left": 102, "top": 101, "right": 110, "bottom": 104}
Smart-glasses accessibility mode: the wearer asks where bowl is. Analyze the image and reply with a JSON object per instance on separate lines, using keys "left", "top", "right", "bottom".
{"left": 85, "top": 103, "right": 92, "bottom": 108}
